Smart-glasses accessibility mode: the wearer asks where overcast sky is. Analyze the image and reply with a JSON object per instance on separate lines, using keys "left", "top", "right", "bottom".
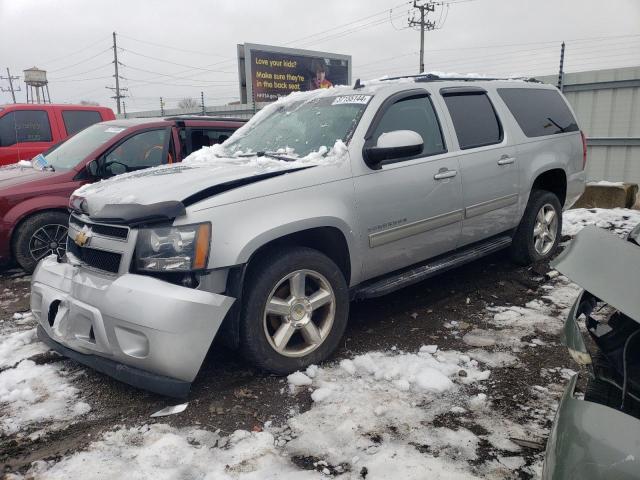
{"left": 1, "top": 0, "right": 638, "bottom": 112}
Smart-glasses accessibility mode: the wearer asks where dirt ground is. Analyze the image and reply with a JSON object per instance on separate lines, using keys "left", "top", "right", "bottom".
{"left": 0, "top": 248, "right": 581, "bottom": 477}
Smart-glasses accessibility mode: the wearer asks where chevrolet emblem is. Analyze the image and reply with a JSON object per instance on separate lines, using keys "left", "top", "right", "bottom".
{"left": 74, "top": 230, "right": 90, "bottom": 247}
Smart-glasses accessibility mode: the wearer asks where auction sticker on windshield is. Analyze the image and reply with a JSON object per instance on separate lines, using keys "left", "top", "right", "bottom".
{"left": 104, "top": 127, "right": 125, "bottom": 133}
{"left": 332, "top": 95, "right": 372, "bottom": 105}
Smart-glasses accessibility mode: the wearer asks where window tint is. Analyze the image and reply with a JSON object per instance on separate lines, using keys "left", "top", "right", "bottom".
{"left": 498, "top": 88, "right": 579, "bottom": 137}
{"left": 0, "top": 110, "right": 52, "bottom": 146}
{"left": 443, "top": 93, "right": 502, "bottom": 150}
{"left": 371, "top": 95, "right": 445, "bottom": 157}
{"left": 189, "top": 128, "right": 233, "bottom": 154}
{"left": 62, "top": 110, "right": 103, "bottom": 135}
{"left": 103, "top": 129, "right": 169, "bottom": 176}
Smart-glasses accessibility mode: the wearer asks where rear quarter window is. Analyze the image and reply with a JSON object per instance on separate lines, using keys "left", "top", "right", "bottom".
{"left": 442, "top": 92, "right": 502, "bottom": 150}
{"left": 497, "top": 88, "right": 579, "bottom": 138}
{"left": 62, "top": 110, "right": 103, "bottom": 136}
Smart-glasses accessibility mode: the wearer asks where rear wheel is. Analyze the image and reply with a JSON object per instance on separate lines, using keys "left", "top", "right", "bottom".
{"left": 510, "top": 190, "right": 562, "bottom": 265}
{"left": 239, "top": 246, "right": 349, "bottom": 374}
{"left": 13, "top": 211, "right": 69, "bottom": 273}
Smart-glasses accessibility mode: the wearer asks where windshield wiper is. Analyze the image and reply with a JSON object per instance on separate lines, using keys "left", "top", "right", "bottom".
{"left": 257, "top": 151, "right": 298, "bottom": 162}
{"left": 546, "top": 117, "right": 567, "bottom": 133}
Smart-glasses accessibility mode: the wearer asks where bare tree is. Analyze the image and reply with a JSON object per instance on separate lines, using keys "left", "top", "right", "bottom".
{"left": 79, "top": 100, "right": 100, "bottom": 106}
{"left": 178, "top": 98, "right": 199, "bottom": 110}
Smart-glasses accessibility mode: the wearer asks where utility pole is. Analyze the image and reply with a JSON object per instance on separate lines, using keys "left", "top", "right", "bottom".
{"left": 557, "top": 41, "right": 566, "bottom": 92}
{"left": 0, "top": 68, "right": 21, "bottom": 103}
{"left": 200, "top": 91, "right": 205, "bottom": 116}
{"left": 106, "top": 31, "right": 127, "bottom": 114}
{"left": 160, "top": 97, "right": 165, "bottom": 116}
{"left": 408, "top": 1, "right": 436, "bottom": 73}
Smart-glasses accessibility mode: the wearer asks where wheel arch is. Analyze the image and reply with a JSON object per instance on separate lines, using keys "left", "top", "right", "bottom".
{"left": 218, "top": 225, "right": 354, "bottom": 350}
{"left": 530, "top": 168, "right": 568, "bottom": 207}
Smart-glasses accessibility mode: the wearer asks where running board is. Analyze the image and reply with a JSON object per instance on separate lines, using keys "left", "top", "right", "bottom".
{"left": 353, "top": 235, "right": 512, "bottom": 300}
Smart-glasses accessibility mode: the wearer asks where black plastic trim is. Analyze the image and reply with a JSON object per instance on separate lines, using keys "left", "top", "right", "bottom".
{"left": 37, "top": 326, "right": 190, "bottom": 398}
{"left": 92, "top": 201, "right": 186, "bottom": 227}
{"left": 439, "top": 86, "right": 487, "bottom": 95}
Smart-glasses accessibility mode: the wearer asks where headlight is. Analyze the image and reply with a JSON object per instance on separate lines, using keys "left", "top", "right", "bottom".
{"left": 135, "top": 223, "right": 211, "bottom": 272}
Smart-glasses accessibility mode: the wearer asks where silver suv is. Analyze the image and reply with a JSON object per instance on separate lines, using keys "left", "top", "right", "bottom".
{"left": 31, "top": 75, "right": 586, "bottom": 396}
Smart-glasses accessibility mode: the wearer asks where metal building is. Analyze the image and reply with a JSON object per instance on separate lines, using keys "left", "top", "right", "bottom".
{"left": 537, "top": 66, "right": 640, "bottom": 183}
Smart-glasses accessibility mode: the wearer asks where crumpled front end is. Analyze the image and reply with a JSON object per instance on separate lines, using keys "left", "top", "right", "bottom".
{"left": 31, "top": 256, "right": 234, "bottom": 397}
{"left": 542, "top": 375, "right": 640, "bottom": 479}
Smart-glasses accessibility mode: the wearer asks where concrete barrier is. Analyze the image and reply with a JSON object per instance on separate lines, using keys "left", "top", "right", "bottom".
{"left": 573, "top": 182, "right": 638, "bottom": 209}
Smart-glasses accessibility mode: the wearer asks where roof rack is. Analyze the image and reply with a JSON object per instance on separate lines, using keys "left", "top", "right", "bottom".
{"left": 353, "top": 73, "right": 541, "bottom": 88}
{"left": 164, "top": 116, "right": 247, "bottom": 122}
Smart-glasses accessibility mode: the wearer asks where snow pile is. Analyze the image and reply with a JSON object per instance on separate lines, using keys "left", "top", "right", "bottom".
{"left": 0, "top": 311, "right": 91, "bottom": 437}
{"left": 183, "top": 139, "right": 349, "bottom": 170}
{"left": 0, "top": 328, "right": 48, "bottom": 368}
{"left": 0, "top": 360, "right": 90, "bottom": 435}
{"left": 563, "top": 208, "right": 640, "bottom": 237}
{"left": 21, "top": 424, "right": 316, "bottom": 480}
{"left": 587, "top": 180, "right": 625, "bottom": 187}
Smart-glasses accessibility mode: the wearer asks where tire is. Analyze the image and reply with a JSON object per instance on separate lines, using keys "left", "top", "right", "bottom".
{"left": 239, "top": 246, "right": 349, "bottom": 374}
{"left": 510, "top": 190, "right": 562, "bottom": 265}
{"left": 13, "top": 211, "right": 69, "bottom": 273}
{"left": 585, "top": 353, "right": 640, "bottom": 419}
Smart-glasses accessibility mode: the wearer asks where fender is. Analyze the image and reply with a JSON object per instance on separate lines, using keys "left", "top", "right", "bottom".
{"left": 237, "top": 216, "right": 361, "bottom": 286}
{"left": 3, "top": 195, "right": 70, "bottom": 241}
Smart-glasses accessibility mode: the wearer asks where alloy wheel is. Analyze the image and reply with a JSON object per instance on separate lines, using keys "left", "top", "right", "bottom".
{"left": 29, "top": 224, "right": 67, "bottom": 261}
{"left": 263, "top": 269, "right": 336, "bottom": 358}
{"left": 532, "top": 203, "right": 558, "bottom": 256}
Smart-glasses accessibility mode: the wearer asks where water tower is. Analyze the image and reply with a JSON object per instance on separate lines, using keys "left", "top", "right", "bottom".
{"left": 23, "top": 67, "right": 51, "bottom": 104}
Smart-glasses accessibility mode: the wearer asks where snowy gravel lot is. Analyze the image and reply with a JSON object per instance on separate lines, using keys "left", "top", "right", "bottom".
{"left": 2, "top": 207, "right": 640, "bottom": 479}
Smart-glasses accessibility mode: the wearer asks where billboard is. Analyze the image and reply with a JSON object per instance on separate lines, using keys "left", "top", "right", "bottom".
{"left": 237, "top": 43, "right": 351, "bottom": 104}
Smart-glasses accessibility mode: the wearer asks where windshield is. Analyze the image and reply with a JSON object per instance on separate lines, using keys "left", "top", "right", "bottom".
{"left": 224, "top": 94, "right": 372, "bottom": 158}
{"left": 43, "top": 123, "right": 125, "bottom": 171}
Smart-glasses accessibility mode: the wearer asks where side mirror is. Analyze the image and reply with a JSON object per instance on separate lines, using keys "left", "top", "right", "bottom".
{"left": 363, "top": 130, "right": 424, "bottom": 170}
{"left": 86, "top": 159, "right": 99, "bottom": 177}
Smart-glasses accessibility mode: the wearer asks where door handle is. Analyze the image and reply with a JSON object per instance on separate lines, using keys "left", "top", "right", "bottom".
{"left": 497, "top": 155, "right": 515, "bottom": 165}
{"left": 434, "top": 169, "right": 457, "bottom": 180}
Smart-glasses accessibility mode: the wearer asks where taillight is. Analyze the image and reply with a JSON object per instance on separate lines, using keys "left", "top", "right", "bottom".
{"left": 580, "top": 130, "right": 587, "bottom": 170}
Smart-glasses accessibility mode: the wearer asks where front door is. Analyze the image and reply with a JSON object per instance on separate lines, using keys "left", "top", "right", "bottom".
{"left": 353, "top": 92, "right": 463, "bottom": 280}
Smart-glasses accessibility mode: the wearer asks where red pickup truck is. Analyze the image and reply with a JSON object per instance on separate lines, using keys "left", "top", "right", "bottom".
{"left": 0, "top": 116, "right": 245, "bottom": 272}
{"left": 0, "top": 104, "right": 115, "bottom": 165}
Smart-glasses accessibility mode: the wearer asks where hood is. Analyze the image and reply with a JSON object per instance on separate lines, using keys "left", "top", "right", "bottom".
{"left": 552, "top": 226, "right": 640, "bottom": 323}
{"left": 0, "top": 163, "right": 49, "bottom": 189}
{"left": 75, "top": 160, "right": 313, "bottom": 217}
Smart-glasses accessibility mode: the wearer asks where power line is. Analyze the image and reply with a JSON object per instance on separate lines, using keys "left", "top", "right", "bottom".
{"left": 118, "top": 47, "right": 235, "bottom": 74}
{"left": 117, "top": 33, "right": 228, "bottom": 59}
{"left": 36, "top": 36, "right": 111, "bottom": 66}
{"left": 48, "top": 47, "right": 113, "bottom": 73}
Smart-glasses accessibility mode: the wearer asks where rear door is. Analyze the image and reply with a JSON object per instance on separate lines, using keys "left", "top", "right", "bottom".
{"left": 440, "top": 87, "right": 519, "bottom": 246}
{"left": 353, "top": 90, "right": 463, "bottom": 279}
{"left": 0, "top": 109, "right": 57, "bottom": 164}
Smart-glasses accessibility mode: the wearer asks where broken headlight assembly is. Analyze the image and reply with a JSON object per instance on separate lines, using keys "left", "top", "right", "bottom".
{"left": 135, "top": 223, "right": 211, "bottom": 272}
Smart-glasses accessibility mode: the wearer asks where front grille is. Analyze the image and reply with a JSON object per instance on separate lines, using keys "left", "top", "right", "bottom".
{"left": 70, "top": 216, "right": 128, "bottom": 240}
{"left": 67, "top": 240, "right": 122, "bottom": 274}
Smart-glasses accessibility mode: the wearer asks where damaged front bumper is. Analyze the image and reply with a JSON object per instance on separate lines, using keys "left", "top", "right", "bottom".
{"left": 31, "top": 256, "right": 235, "bottom": 397}
{"left": 542, "top": 374, "right": 640, "bottom": 479}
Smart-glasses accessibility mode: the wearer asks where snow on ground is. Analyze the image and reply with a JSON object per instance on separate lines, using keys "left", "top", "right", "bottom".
{"left": 0, "top": 305, "right": 91, "bottom": 438}
{"left": 562, "top": 207, "right": 640, "bottom": 237}
{"left": 9, "top": 208, "right": 640, "bottom": 478}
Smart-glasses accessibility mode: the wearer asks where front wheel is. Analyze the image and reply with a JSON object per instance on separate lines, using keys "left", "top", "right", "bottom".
{"left": 239, "top": 246, "right": 349, "bottom": 374}
{"left": 13, "top": 211, "right": 69, "bottom": 273}
{"left": 510, "top": 190, "right": 562, "bottom": 265}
